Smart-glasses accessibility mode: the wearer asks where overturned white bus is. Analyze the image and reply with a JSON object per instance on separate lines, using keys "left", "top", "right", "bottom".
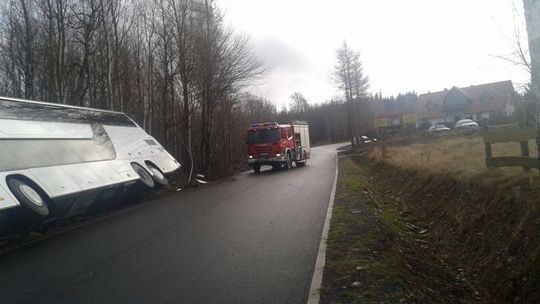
{"left": 0, "top": 97, "right": 180, "bottom": 237}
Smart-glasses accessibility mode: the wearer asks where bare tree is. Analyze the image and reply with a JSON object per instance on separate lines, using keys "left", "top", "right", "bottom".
{"left": 193, "top": 0, "right": 265, "bottom": 173}
{"left": 0, "top": 0, "right": 40, "bottom": 99}
{"left": 332, "top": 40, "right": 369, "bottom": 146}
{"left": 492, "top": 2, "right": 531, "bottom": 83}
{"left": 71, "top": 0, "right": 104, "bottom": 106}
{"left": 289, "top": 92, "right": 309, "bottom": 113}
{"left": 0, "top": 0, "right": 268, "bottom": 178}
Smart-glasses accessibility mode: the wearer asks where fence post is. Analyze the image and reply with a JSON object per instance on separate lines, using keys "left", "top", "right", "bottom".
{"left": 537, "top": 120, "right": 540, "bottom": 176}
{"left": 483, "top": 118, "right": 493, "bottom": 168}
{"left": 518, "top": 110, "right": 531, "bottom": 171}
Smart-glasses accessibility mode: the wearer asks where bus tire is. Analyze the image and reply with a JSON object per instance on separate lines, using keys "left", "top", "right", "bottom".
{"left": 146, "top": 163, "right": 169, "bottom": 186}
{"left": 253, "top": 164, "right": 261, "bottom": 174}
{"left": 7, "top": 177, "right": 50, "bottom": 218}
{"left": 131, "top": 163, "right": 155, "bottom": 188}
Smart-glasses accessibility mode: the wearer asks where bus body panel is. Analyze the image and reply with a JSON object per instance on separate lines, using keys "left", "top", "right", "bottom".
{"left": 55, "top": 161, "right": 139, "bottom": 195}
{"left": 103, "top": 125, "right": 151, "bottom": 160}
{"left": 0, "top": 183, "right": 18, "bottom": 211}
{"left": 104, "top": 125, "right": 179, "bottom": 174}
{"left": 29, "top": 166, "right": 82, "bottom": 197}
{"left": 85, "top": 161, "right": 129, "bottom": 185}
{"left": 0, "top": 96, "right": 180, "bottom": 219}
{"left": 0, "top": 162, "right": 141, "bottom": 210}
{"left": 0, "top": 119, "right": 93, "bottom": 139}
{"left": 146, "top": 154, "right": 180, "bottom": 174}
{"left": 107, "top": 159, "right": 138, "bottom": 174}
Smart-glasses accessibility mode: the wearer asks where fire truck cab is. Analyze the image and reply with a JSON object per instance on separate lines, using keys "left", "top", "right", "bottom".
{"left": 245, "top": 121, "right": 310, "bottom": 174}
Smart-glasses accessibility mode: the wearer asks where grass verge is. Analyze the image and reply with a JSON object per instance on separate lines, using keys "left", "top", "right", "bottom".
{"left": 320, "top": 156, "right": 482, "bottom": 304}
{"left": 380, "top": 132, "right": 539, "bottom": 181}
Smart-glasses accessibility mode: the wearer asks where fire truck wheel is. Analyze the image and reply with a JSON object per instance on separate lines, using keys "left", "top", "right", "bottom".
{"left": 285, "top": 153, "right": 293, "bottom": 170}
{"left": 296, "top": 160, "right": 306, "bottom": 167}
{"left": 296, "top": 152, "right": 307, "bottom": 167}
{"left": 253, "top": 164, "right": 261, "bottom": 174}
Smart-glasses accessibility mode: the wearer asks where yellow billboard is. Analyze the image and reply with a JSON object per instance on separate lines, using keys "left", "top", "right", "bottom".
{"left": 375, "top": 113, "right": 417, "bottom": 128}
{"left": 403, "top": 113, "right": 417, "bottom": 125}
{"left": 375, "top": 117, "right": 389, "bottom": 128}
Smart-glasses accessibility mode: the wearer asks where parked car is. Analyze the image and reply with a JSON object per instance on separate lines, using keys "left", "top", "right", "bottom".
{"left": 428, "top": 123, "right": 450, "bottom": 133}
{"left": 359, "top": 135, "right": 371, "bottom": 144}
{"left": 455, "top": 119, "right": 479, "bottom": 129}
{"left": 353, "top": 135, "right": 375, "bottom": 145}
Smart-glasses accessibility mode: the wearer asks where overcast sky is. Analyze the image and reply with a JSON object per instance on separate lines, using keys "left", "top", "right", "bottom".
{"left": 217, "top": 0, "right": 530, "bottom": 108}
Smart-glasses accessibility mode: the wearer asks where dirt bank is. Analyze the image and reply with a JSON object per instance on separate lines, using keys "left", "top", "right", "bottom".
{"left": 322, "top": 146, "right": 540, "bottom": 303}
{"left": 365, "top": 158, "right": 540, "bottom": 303}
{"left": 321, "top": 156, "right": 485, "bottom": 304}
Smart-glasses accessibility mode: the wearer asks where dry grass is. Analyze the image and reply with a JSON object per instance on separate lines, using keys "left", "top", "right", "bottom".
{"left": 376, "top": 133, "right": 539, "bottom": 182}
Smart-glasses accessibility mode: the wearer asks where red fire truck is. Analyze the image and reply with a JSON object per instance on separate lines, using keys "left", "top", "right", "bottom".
{"left": 245, "top": 121, "right": 311, "bottom": 173}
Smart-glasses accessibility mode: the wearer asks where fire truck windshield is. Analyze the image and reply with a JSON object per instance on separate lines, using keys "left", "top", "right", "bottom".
{"left": 246, "top": 129, "right": 280, "bottom": 144}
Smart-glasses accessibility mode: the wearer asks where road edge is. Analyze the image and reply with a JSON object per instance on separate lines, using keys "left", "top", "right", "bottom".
{"left": 307, "top": 154, "right": 338, "bottom": 304}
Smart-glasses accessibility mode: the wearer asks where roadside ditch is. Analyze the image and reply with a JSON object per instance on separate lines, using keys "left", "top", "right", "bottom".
{"left": 321, "top": 150, "right": 540, "bottom": 303}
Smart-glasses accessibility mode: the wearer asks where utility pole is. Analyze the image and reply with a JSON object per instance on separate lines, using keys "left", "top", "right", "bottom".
{"left": 523, "top": 0, "right": 540, "bottom": 172}
{"left": 524, "top": 1, "right": 540, "bottom": 98}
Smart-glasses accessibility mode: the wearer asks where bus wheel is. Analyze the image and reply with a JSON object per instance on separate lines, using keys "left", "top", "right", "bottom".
{"left": 7, "top": 178, "right": 50, "bottom": 218}
{"left": 146, "top": 163, "right": 169, "bottom": 186}
{"left": 131, "top": 163, "right": 155, "bottom": 188}
{"left": 253, "top": 164, "right": 261, "bottom": 174}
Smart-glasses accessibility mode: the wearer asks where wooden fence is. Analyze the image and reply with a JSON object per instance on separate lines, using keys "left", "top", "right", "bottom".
{"left": 482, "top": 118, "right": 539, "bottom": 171}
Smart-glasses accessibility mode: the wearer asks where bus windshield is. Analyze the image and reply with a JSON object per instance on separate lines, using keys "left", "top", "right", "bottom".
{"left": 246, "top": 129, "right": 281, "bottom": 144}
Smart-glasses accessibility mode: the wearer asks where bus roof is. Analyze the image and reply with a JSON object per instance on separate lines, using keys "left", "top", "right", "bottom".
{"left": 0, "top": 96, "right": 136, "bottom": 127}
{"left": 0, "top": 96, "right": 125, "bottom": 115}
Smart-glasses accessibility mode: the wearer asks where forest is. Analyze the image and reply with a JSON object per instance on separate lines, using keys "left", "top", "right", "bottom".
{"left": 0, "top": 0, "right": 377, "bottom": 177}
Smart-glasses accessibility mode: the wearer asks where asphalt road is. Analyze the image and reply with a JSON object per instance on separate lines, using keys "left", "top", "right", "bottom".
{"left": 0, "top": 144, "right": 340, "bottom": 304}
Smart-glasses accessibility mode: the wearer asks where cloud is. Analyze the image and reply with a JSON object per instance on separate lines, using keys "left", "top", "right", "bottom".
{"left": 222, "top": 0, "right": 530, "bottom": 105}
{"left": 253, "top": 37, "right": 309, "bottom": 72}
